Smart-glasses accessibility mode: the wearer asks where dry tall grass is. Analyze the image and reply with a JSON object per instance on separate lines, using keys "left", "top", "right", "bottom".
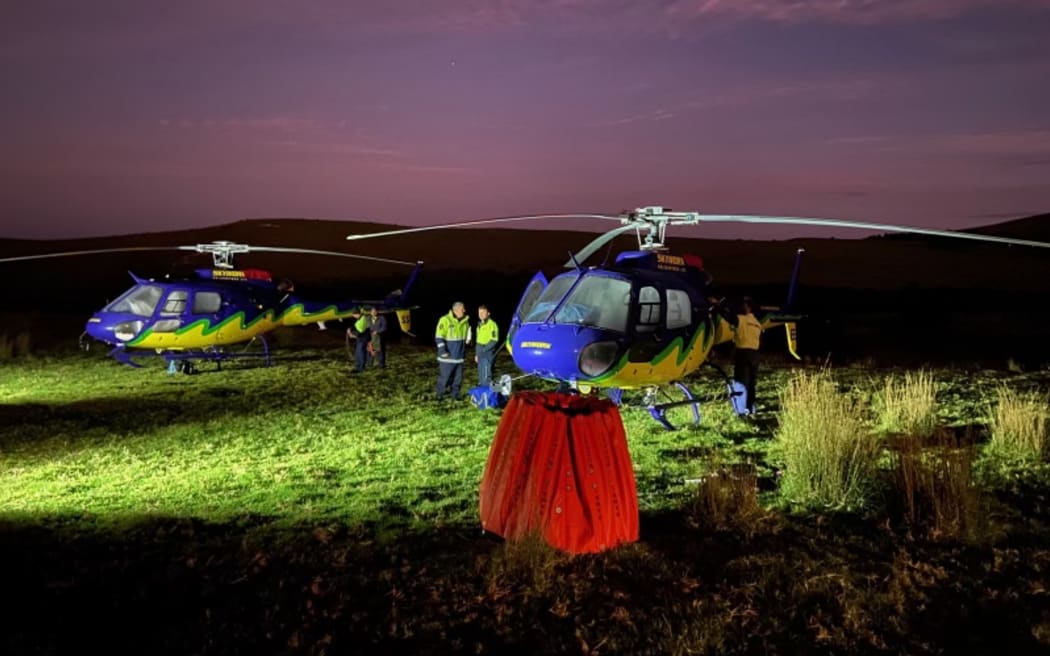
{"left": 874, "top": 370, "right": 938, "bottom": 437}
{"left": 776, "top": 371, "right": 881, "bottom": 509}
{"left": 988, "top": 385, "right": 1050, "bottom": 461}
{"left": 0, "top": 332, "right": 31, "bottom": 360}
{"left": 689, "top": 463, "right": 766, "bottom": 535}
{"left": 484, "top": 532, "right": 564, "bottom": 600}
{"left": 893, "top": 431, "right": 979, "bottom": 541}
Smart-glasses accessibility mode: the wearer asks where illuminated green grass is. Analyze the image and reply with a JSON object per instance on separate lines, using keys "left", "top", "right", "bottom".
{"left": 0, "top": 347, "right": 1041, "bottom": 531}
{"left": 3, "top": 348, "right": 1050, "bottom": 654}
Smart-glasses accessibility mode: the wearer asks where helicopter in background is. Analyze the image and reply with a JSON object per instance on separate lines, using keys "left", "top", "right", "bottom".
{"left": 0, "top": 241, "right": 422, "bottom": 372}
{"left": 346, "top": 206, "right": 1050, "bottom": 428}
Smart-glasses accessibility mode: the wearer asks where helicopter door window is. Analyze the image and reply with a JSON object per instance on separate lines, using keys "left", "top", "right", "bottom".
{"left": 106, "top": 285, "right": 163, "bottom": 317}
{"left": 192, "top": 291, "right": 222, "bottom": 314}
{"left": 161, "top": 290, "right": 188, "bottom": 316}
{"left": 636, "top": 286, "right": 661, "bottom": 333}
{"left": 666, "top": 289, "right": 691, "bottom": 330}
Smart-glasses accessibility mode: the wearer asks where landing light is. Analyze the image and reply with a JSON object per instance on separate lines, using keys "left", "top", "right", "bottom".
{"left": 579, "top": 340, "right": 619, "bottom": 377}
{"left": 114, "top": 321, "right": 144, "bottom": 341}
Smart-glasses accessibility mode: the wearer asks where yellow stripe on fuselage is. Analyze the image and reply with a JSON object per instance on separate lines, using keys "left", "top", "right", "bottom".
{"left": 129, "top": 304, "right": 357, "bottom": 350}
{"left": 594, "top": 319, "right": 718, "bottom": 389}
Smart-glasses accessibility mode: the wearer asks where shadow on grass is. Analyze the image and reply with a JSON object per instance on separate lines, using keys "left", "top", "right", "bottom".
{"left": 1, "top": 507, "right": 1047, "bottom": 655}
{"left": 0, "top": 387, "right": 301, "bottom": 445}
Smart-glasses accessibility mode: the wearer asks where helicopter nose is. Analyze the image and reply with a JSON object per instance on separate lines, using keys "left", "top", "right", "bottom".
{"left": 511, "top": 324, "right": 622, "bottom": 382}
{"left": 84, "top": 313, "right": 144, "bottom": 345}
{"left": 84, "top": 315, "right": 113, "bottom": 343}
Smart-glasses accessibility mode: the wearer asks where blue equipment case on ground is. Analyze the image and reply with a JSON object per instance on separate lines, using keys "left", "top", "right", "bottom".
{"left": 728, "top": 379, "right": 749, "bottom": 416}
{"left": 470, "top": 385, "right": 505, "bottom": 410}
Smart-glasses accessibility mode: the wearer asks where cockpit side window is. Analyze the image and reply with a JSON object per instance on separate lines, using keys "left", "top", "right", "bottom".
{"left": 636, "top": 286, "right": 661, "bottom": 333}
{"left": 517, "top": 279, "right": 545, "bottom": 324}
{"left": 161, "top": 290, "right": 189, "bottom": 316}
{"left": 192, "top": 291, "right": 222, "bottom": 314}
{"left": 106, "top": 285, "right": 163, "bottom": 317}
{"left": 524, "top": 273, "right": 579, "bottom": 323}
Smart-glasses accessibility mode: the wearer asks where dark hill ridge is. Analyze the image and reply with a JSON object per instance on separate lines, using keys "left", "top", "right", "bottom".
{"left": 2, "top": 213, "right": 1049, "bottom": 363}
{"left": 1, "top": 212, "right": 1048, "bottom": 292}
{"left": 967, "top": 213, "right": 1050, "bottom": 241}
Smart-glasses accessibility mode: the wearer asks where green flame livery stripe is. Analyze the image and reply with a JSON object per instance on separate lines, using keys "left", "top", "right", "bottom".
{"left": 127, "top": 303, "right": 351, "bottom": 346}
{"left": 590, "top": 318, "right": 713, "bottom": 384}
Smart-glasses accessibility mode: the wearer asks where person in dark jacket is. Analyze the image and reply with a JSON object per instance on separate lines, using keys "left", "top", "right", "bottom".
{"left": 474, "top": 305, "right": 499, "bottom": 387}
{"left": 367, "top": 306, "right": 387, "bottom": 369}
{"left": 435, "top": 302, "right": 472, "bottom": 400}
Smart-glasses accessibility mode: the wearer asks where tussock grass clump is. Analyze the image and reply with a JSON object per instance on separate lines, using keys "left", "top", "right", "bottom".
{"left": 874, "top": 370, "right": 938, "bottom": 437}
{"left": 776, "top": 371, "right": 881, "bottom": 509}
{"left": 0, "top": 332, "right": 31, "bottom": 360}
{"left": 689, "top": 463, "right": 766, "bottom": 535}
{"left": 988, "top": 385, "right": 1050, "bottom": 461}
{"left": 893, "top": 431, "right": 979, "bottom": 541}
{"left": 484, "top": 532, "right": 564, "bottom": 599}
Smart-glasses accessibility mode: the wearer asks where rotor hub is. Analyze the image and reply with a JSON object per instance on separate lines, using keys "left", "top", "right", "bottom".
{"left": 193, "top": 241, "right": 252, "bottom": 268}
{"left": 621, "top": 206, "right": 697, "bottom": 251}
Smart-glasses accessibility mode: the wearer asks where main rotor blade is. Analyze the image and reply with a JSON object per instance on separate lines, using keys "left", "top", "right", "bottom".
{"left": 246, "top": 246, "right": 420, "bottom": 267}
{"left": 0, "top": 246, "right": 186, "bottom": 264}
{"left": 564, "top": 224, "right": 640, "bottom": 268}
{"left": 693, "top": 215, "right": 1050, "bottom": 249}
{"left": 346, "top": 213, "right": 620, "bottom": 241}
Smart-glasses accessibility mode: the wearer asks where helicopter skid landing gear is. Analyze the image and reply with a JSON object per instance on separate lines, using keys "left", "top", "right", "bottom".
{"left": 646, "top": 382, "right": 702, "bottom": 431}
{"left": 165, "top": 359, "right": 197, "bottom": 375}
{"left": 108, "top": 346, "right": 144, "bottom": 368}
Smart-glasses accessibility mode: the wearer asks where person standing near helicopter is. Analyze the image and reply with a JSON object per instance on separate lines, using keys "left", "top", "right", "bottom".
{"left": 367, "top": 306, "right": 387, "bottom": 369}
{"left": 710, "top": 296, "right": 763, "bottom": 415}
{"left": 435, "top": 301, "right": 472, "bottom": 401}
{"left": 730, "top": 297, "right": 763, "bottom": 415}
{"left": 347, "top": 308, "right": 371, "bottom": 373}
{"left": 474, "top": 304, "right": 499, "bottom": 387}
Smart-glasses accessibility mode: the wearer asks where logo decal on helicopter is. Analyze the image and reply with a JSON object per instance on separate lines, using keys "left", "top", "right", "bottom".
{"left": 655, "top": 253, "right": 687, "bottom": 272}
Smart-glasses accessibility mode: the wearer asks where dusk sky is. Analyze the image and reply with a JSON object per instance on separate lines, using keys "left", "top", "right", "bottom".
{"left": 3, "top": 0, "right": 1050, "bottom": 240}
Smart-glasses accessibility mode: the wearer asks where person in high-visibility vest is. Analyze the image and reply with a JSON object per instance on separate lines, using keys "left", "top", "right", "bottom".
{"left": 474, "top": 304, "right": 499, "bottom": 387}
{"left": 729, "top": 297, "right": 763, "bottom": 415}
{"left": 435, "top": 301, "right": 472, "bottom": 401}
{"left": 346, "top": 308, "right": 371, "bottom": 373}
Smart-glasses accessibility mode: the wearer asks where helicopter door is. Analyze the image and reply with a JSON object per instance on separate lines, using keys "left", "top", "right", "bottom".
{"left": 626, "top": 285, "right": 664, "bottom": 362}
{"left": 191, "top": 291, "right": 224, "bottom": 339}
{"left": 153, "top": 290, "right": 188, "bottom": 333}
{"left": 508, "top": 272, "right": 548, "bottom": 346}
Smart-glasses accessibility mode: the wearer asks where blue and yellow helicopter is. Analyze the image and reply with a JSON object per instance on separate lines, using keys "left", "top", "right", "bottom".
{"left": 347, "top": 206, "right": 1050, "bottom": 428}
{"left": 0, "top": 241, "right": 422, "bottom": 372}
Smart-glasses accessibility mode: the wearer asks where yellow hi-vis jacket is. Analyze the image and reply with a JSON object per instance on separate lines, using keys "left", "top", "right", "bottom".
{"left": 733, "top": 313, "right": 762, "bottom": 350}
{"left": 476, "top": 318, "right": 499, "bottom": 355}
{"left": 435, "top": 311, "right": 471, "bottom": 363}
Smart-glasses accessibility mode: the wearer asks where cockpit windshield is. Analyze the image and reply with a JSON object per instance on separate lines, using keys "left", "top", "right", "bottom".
{"left": 522, "top": 271, "right": 632, "bottom": 333}
{"left": 552, "top": 274, "right": 631, "bottom": 333}
{"left": 523, "top": 272, "right": 579, "bottom": 323}
{"left": 105, "top": 285, "right": 163, "bottom": 317}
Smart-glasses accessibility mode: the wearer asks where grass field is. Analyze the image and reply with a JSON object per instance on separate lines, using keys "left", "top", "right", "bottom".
{"left": 2, "top": 343, "right": 1049, "bottom": 654}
